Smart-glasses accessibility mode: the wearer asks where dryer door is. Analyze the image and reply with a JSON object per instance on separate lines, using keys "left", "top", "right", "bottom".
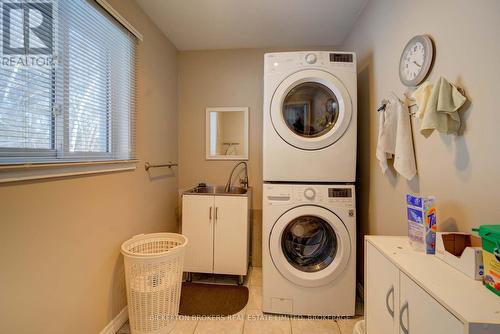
{"left": 269, "top": 205, "right": 351, "bottom": 288}
{"left": 270, "top": 69, "right": 352, "bottom": 150}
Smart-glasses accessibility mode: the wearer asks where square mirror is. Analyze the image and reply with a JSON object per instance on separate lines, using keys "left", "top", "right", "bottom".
{"left": 206, "top": 107, "right": 249, "bottom": 160}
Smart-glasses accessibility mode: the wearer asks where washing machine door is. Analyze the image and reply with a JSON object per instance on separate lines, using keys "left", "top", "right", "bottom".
{"left": 270, "top": 69, "right": 352, "bottom": 150}
{"left": 269, "top": 205, "right": 351, "bottom": 288}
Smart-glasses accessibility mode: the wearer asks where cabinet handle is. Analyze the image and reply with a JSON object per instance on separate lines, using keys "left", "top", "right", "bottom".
{"left": 399, "top": 301, "right": 409, "bottom": 334}
{"left": 209, "top": 207, "right": 212, "bottom": 220}
{"left": 215, "top": 207, "right": 218, "bottom": 220}
{"left": 385, "top": 285, "right": 394, "bottom": 318}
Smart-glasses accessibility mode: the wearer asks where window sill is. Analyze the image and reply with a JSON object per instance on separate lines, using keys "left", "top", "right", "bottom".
{"left": 0, "top": 160, "right": 137, "bottom": 183}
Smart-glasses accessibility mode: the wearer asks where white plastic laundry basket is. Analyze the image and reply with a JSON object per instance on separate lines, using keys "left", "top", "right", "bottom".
{"left": 121, "top": 233, "right": 188, "bottom": 334}
{"left": 353, "top": 320, "right": 365, "bottom": 334}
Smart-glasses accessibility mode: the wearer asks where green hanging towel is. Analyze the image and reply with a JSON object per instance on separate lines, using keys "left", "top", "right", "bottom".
{"left": 420, "top": 77, "right": 467, "bottom": 137}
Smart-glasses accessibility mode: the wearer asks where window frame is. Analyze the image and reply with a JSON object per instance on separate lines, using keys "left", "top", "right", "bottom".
{"left": 0, "top": 0, "right": 141, "bottom": 182}
{"left": 0, "top": 0, "right": 134, "bottom": 165}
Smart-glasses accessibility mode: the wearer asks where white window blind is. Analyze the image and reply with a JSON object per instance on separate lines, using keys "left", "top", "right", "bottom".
{"left": 0, "top": 0, "right": 137, "bottom": 164}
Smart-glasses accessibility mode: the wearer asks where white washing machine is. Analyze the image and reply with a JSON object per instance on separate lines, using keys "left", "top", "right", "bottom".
{"left": 262, "top": 183, "right": 356, "bottom": 316}
{"left": 263, "top": 51, "right": 357, "bottom": 182}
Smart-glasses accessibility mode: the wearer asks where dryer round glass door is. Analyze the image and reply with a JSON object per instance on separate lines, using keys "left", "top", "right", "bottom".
{"left": 270, "top": 69, "right": 352, "bottom": 150}
{"left": 282, "top": 83, "right": 339, "bottom": 138}
{"left": 269, "top": 205, "right": 351, "bottom": 288}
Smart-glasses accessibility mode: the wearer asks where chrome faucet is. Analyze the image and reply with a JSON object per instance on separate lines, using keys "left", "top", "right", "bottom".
{"left": 224, "top": 161, "right": 249, "bottom": 192}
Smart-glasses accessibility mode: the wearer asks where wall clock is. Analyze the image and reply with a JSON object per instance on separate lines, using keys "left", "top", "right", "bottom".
{"left": 399, "top": 35, "right": 435, "bottom": 87}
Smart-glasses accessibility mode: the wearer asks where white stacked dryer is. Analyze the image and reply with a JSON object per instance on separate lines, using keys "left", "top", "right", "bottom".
{"left": 262, "top": 51, "right": 357, "bottom": 316}
{"left": 263, "top": 51, "right": 357, "bottom": 182}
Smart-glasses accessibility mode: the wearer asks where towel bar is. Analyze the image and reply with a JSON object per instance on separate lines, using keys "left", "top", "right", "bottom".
{"left": 145, "top": 162, "right": 178, "bottom": 171}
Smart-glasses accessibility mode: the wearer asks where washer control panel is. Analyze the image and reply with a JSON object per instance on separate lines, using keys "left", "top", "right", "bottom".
{"left": 265, "top": 184, "right": 354, "bottom": 207}
{"left": 290, "top": 185, "right": 354, "bottom": 207}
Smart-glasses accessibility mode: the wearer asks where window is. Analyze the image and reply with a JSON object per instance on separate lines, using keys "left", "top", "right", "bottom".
{"left": 0, "top": 0, "right": 137, "bottom": 164}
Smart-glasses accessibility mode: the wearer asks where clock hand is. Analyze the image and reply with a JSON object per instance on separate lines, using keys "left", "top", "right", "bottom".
{"left": 412, "top": 60, "right": 422, "bottom": 67}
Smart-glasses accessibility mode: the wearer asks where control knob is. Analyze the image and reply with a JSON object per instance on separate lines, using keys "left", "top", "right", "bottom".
{"left": 304, "top": 188, "right": 316, "bottom": 200}
{"left": 305, "top": 53, "right": 317, "bottom": 64}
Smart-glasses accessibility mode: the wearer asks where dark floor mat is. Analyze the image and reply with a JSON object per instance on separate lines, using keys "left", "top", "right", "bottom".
{"left": 179, "top": 282, "right": 249, "bottom": 316}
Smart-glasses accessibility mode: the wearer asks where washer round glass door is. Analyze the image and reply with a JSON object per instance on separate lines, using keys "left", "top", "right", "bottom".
{"left": 270, "top": 69, "right": 352, "bottom": 150}
{"left": 269, "top": 205, "right": 351, "bottom": 288}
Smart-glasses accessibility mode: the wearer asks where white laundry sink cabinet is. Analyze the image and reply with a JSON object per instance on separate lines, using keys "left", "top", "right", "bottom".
{"left": 181, "top": 190, "right": 251, "bottom": 278}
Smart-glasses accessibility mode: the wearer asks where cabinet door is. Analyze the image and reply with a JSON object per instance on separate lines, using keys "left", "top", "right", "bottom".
{"left": 366, "top": 242, "right": 399, "bottom": 334}
{"left": 213, "top": 196, "right": 248, "bottom": 275}
{"left": 399, "top": 272, "right": 464, "bottom": 334}
{"left": 182, "top": 195, "right": 214, "bottom": 273}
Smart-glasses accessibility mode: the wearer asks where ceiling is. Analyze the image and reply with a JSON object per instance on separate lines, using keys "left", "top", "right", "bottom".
{"left": 136, "top": 0, "right": 369, "bottom": 50}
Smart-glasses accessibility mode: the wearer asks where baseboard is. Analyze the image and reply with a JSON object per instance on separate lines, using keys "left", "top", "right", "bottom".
{"left": 356, "top": 281, "right": 364, "bottom": 302}
{"left": 100, "top": 306, "right": 128, "bottom": 334}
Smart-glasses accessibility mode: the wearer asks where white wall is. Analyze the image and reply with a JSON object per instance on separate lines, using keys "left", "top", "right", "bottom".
{"left": 341, "top": 0, "right": 500, "bottom": 277}
{"left": 178, "top": 49, "right": 264, "bottom": 209}
{"left": 0, "top": 1, "right": 179, "bottom": 333}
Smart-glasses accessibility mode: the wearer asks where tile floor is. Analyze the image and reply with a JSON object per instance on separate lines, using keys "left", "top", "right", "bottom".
{"left": 117, "top": 267, "right": 364, "bottom": 334}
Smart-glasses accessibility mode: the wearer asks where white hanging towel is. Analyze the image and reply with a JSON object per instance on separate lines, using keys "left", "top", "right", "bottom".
{"left": 376, "top": 95, "right": 417, "bottom": 180}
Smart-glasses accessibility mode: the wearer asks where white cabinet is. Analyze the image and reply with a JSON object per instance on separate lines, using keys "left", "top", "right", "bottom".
{"left": 399, "top": 272, "right": 463, "bottom": 334}
{"left": 366, "top": 243, "right": 399, "bottom": 334}
{"left": 181, "top": 195, "right": 214, "bottom": 273}
{"left": 182, "top": 194, "right": 250, "bottom": 277}
{"left": 213, "top": 196, "right": 249, "bottom": 275}
{"left": 366, "top": 237, "right": 500, "bottom": 334}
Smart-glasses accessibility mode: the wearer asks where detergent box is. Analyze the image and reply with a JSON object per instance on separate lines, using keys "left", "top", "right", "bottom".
{"left": 473, "top": 225, "right": 500, "bottom": 296}
{"left": 406, "top": 194, "right": 437, "bottom": 253}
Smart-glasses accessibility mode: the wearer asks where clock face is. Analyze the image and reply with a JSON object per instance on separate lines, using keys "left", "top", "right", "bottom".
{"left": 402, "top": 42, "right": 425, "bottom": 81}
{"left": 399, "top": 35, "right": 434, "bottom": 87}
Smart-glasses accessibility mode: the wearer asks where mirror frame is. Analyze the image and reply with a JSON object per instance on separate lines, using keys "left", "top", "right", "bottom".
{"left": 205, "top": 107, "right": 249, "bottom": 160}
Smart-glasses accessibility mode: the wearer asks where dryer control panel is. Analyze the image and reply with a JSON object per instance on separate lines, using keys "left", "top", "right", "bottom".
{"left": 264, "top": 51, "right": 356, "bottom": 75}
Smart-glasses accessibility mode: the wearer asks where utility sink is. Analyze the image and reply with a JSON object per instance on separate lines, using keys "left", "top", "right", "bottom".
{"left": 184, "top": 185, "right": 248, "bottom": 196}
